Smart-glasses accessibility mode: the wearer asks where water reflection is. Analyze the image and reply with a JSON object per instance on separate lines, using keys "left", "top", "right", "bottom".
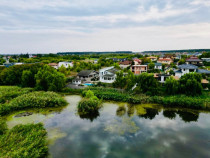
{"left": 5, "top": 95, "right": 210, "bottom": 158}
{"left": 78, "top": 111, "right": 100, "bottom": 122}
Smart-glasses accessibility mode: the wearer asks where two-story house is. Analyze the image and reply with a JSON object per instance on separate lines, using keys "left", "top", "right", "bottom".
{"left": 58, "top": 62, "right": 73, "bottom": 68}
{"left": 186, "top": 57, "right": 203, "bottom": 66}
{"left": 175, "top": 64, "right": 197, "bottom": 78}
{"left": 99, "top": 66, "right": 119, "bottom": 83}
{"left": 157, "top": 58, "right": 173, "bottom": 65}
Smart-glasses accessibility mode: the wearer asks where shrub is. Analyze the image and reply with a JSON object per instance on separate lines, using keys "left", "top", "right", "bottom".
{"left": 0, "top": 118, "right": 7, "bottom": 135}
{"left": 0, "top": 123, "right": 48, "bottom": 158}
{"left": 78, "top": 90, "right": 101, "bottom": 114}
{"left": 0, "top": 91, "right": 67, "bottom": 116}
{"left": 0, "top": 86, "right": 33, "bottom": 104}
{"left": 165, "top": 77, "right": 179, "bottom": 95}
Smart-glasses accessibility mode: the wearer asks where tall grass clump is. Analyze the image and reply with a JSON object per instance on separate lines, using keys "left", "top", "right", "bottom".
{"left": 0, "top": 118, "right": 7, "bottom": 135}
{"left": 0, "top": 91, "right": 67, "bottom": 116}
{"left": 0, "top": 86, "right": 33, "bottom": 103}
{"left": 0, "top": 123, "right": 48, "bottom": 158}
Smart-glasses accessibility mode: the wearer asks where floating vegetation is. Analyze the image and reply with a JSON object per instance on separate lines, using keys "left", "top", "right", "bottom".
{"left": 105, "top": 117, "right": 140, "bottom": 135}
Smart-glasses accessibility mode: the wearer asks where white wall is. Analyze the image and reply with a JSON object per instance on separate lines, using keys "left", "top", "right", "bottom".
{"left": 58, "top": 62, "right": 73, "bottom": 68}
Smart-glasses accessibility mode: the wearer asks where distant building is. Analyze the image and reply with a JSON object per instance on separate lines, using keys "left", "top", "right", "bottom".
{"left": 154, "top": 63, "right": 162, "bottom": 70}
{"left": 131, "top": 65, "right": 148, "bottom": 75}
{"left": 77, "top": 70, "right": 98, "bottom": 82}
{"left": 157, "top": 58, "right": 173, "bottom": 65}
{"left": 119, "top": 60, "right": 132, "bottom": 69}
{"left": 201, "top": 58, "right": 210, "bottom": 62}
{"left": 58, "top": 62, "right": 73, "bottom": 68}
{"left": 99, "top": 66, "right": 119, "bottom": 83}
{"left": 147, "top": 56, "right": 157, "bottom": 61}
{"left": 175, "top": 64, "right": 210, "bottom": 78}
{"left": 186, "top": 57, "right": 203, "bottom": 66}
{"left": 48, "top": 63, "right": 58, "bottom": 69}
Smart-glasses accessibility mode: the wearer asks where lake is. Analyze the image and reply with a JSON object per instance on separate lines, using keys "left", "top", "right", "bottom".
{"left": 6, "top": 95, "right": 210, "bottom": 158}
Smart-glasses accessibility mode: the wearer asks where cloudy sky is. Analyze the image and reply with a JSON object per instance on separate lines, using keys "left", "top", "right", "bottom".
{"left": 0, "top": 0, "right": 210, "bottom": 54}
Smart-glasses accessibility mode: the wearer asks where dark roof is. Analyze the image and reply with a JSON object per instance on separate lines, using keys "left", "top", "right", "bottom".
{"left": 119, "top": 60, "right": 132, "bottom": 65}
{"left": 186, "top": 58, "right": 202, "bottom": 62}
{"left": 178, "top": 64, "right": 198, "bottom": 69}
{"left": 73, "top": 78, "right": 82, "bottom": 82}
{"left": 78, "top": 70, "right": 95, "bottom": 77}
{"left": 175, "top": 70, "right": 182, "bottom": 73}
{"left": 155, "top": 63, "right": 162, "bottom": 66}
{"left": 103, "top": 74, "right": 115, "bottom": 77}
{"left": 107, "top": 68, "right": 119, "bottom": 74}
{"left": 196, "top": 69, "right": 210, "bottom": 74}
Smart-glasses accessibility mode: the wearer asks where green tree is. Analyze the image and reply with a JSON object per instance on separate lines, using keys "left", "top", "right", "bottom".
{"left": 21, "top": 70, "right": 34, "bottom": 87}
{"left": 179, "top": 73, "right": 203, "bottom": 96}
{"left": 113, "top": 71, "right": 127, "bottom": 89}
{"left": 165, "top": 77, "right": 179, "bottom": 95}
{"left": 35, "top": 65, "right": 66, "bottom": 92}
{"left": 148, "top": 62, "right": 155, "bottom": 70}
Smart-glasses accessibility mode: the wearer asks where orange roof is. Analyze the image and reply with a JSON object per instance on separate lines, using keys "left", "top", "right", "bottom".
{"left": 158, "top": 58, "right": 172, "bottom": 61}
{"left": 148, "top": 56, "right": 157, "bottom": 59}
{"left": 201, "top": 79, "right": 209, "bottom": 84}
{"left": 48, "top": 63, "right": 58, "bottom": 66}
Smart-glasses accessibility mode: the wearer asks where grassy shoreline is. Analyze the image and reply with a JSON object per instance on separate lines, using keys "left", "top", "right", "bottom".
{"left": 62, "top": 87, "right": 210, "bottom": 110}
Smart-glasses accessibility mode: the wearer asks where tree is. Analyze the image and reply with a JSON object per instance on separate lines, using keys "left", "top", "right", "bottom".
{"left": 165, "top": 77, "right": 179, "bottom": 95}
{"left": 113, "top": 71, "right": 127, "bottom": 89}
{"left": 35, "top": 65, "right": 66, "bottom": 92}
{"left": 148, "top": 62, "right": 155, "bottom": 70}
{"left": 178, "top": 59, "right": 185, "bottom": 65}
{"left": 59, "top": 65, "right": 70, "bottom": 76}
{"left": 21, "top": 70, "right": 34, "bottom": 87}
{"left": 136, "top": 73, "right": 159, "bottom": 95}
{"left": 162, "top": 64, "right": 166, "bottom": 71}
{"left": 179, "top": 73, "right": 203, "bottom": 96}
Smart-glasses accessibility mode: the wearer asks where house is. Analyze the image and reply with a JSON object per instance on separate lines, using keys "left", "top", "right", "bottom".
{"left": 154, "top": 74, "right": 171, "bottom": 83}
{"left": 77, "top": 70, "right": 98, "bottom": 82}
{"left": 154, "top": 63, "right": 162, "bottom": 70}
{"left": 133, "top": 58, "right": 142, "bottom": 65}
{"left": 119, "top": 60, "right": 132, "bottom": 69}
{"left": 201, "top": 58, "right": 210, "bottom": 62}
{"left": 175, "top": 64, "right": 210, "bottom": 78}
{"left": 175, "top": 64, "right": 197, "bottom": 78}
{"left": 72, "top": 78, "right": 83, "bottom": 85}
{"left": 147, "top": 56, "right": 157, "bottom": 61}
{"left": 99, "top": 66, "right": 119, "bottom": 83}
{"left": 186, "top": 57, "right": 203, "bottom": 66}
{"left": 48, "top": 63, "right": 58, "bottom": 69}
{"left": 58, "top": 62, "right": 73, "bottom": 68}
{"left": 131, "top": 65, "right": 148, "bottom": 74}
{"left": 157, "top": 58, "right": 173, "bottom": 65}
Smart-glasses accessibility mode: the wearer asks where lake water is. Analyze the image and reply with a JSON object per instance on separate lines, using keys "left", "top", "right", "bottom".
{"left": 6, "top": 95, "right": 210, "bottom": 158}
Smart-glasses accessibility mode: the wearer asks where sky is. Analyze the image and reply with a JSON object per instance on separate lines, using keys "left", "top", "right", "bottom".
{"left": 0, "top": 0, "right": 210, "bottom": 54}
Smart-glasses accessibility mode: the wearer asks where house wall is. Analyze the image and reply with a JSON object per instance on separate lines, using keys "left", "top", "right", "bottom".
{"left": 119, "top": 64, "right": 130, "bottom": 69}
{"left": 131, "top": 65, "right": 147, "bottom": 74}
{"left": 58, "top": 62, "right": 73, "bottom": 68}
{"left": 99, "top": 75, "right": 116, "bottom": 83}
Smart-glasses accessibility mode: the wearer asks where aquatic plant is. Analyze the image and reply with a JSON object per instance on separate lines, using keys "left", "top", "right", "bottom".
{"left": 0, "top": 123, "right": 48, "bottom": 158}
{"left": 78, "top": 90, "right": 101, "bottom": 115}
{"left": 0, "top": 91, "right": 67, "bottom": 116}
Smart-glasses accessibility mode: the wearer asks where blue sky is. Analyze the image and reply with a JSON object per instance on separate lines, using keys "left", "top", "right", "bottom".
{"left": 0, "top": 0, "right": 210, "bottom": 53}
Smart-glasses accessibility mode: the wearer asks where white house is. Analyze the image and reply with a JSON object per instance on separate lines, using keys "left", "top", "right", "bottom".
{"left": 154, "top": 63, "right": 162, "bottom": 70}
{"left": 72, "top": 78, "right": 82, "bottom": 85}
{"left": 58, "top": 62, "right": 73, "bottom": 68}
{"left": 99, "top": 66, "right": 119, "bottom": 83}
{"left": 175, "top": 64, "right": 197, "bottom": 78}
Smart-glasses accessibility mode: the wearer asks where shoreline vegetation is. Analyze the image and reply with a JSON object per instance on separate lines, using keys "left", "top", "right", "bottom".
{"left": 0, "top": 86, "right": 67, "bottom": 116}
{"left": 62, "top": 87, "right": 210, "bottom": 110}
{"left": 0, "top": 121, "right": 48, "bottom": 158}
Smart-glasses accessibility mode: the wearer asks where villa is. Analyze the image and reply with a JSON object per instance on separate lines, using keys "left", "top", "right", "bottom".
{"left": 147, "top": 56, "right": 157, "bottom": 61}
{"left": 185, "top": 57, "right": 203, "bottom": 66}
{"left": 99, "top": 66, "right": 119, "bottom": 83}
{"left": 157, "top": 58, "right": 173, "bottom": 65}
{"left": 58, "top": 62, "right": 73, "bottom": 68}
{"left": 131, "top": 65, "right": 148, "bottom": 74}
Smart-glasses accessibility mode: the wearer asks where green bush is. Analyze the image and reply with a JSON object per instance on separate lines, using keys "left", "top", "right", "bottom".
{"left": 0, "top": 86, "right": 33, "bottom": 104}
{"left": 0, "top": 91, "right": 67, "bottom": 116}
{"left": 78, "top": 90, "right": 101, "bottom": 114}
{"left": 0, "top": 118, "right": 7, "bottom": 135}
{"left": 0, "top": 123, "right": 48, "bottom": 158}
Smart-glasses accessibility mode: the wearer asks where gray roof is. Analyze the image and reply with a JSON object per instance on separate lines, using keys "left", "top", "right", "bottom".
{"left": 178, "top": 64, "right": 198, "bottom": 69}
{"left": 196, "top": 69, "right": 210, "bottom": 74}
{"left": 155, "top": 63, "right": 162, "bottom": 66}
{"left": 103, "top": 74, "right": 115, "bottom": 77}
{"left": 78, "top": 70, "right": 95, "bottom": 77}
{"left": 175, "top": 70, "right": 182, "bottom": 73}
{"left": 107, "top": 68, "right": 119, "bottom": 74}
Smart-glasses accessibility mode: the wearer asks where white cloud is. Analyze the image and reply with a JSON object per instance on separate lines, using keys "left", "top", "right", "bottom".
{"left": 1, "top": 22, "right": 210, "bottom": 53}
{"left": 191, "top": 0, "right": 210, "bottom": 7}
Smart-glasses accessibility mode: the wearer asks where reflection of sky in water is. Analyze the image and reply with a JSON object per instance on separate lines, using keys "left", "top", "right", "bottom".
{"left": 6, "top": 95, "right": 210, "bottom": 158}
